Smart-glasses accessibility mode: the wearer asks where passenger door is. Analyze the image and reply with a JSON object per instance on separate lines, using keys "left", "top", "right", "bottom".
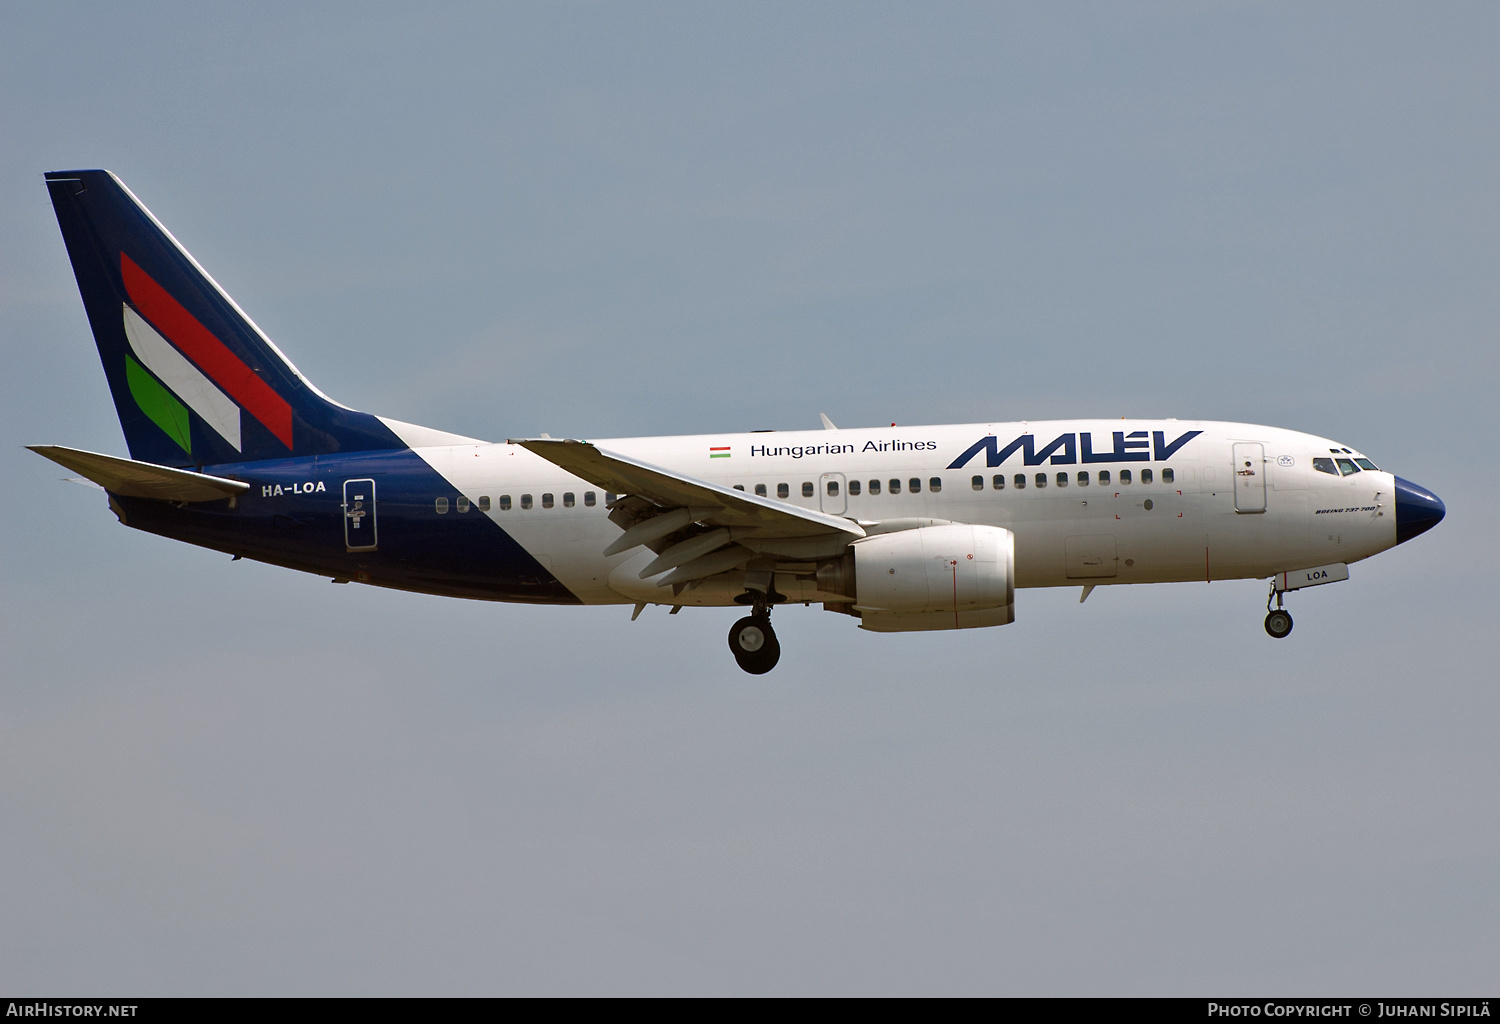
{"left": 1233, "top": 443, "right": 1266, "bottom": 513}
{"left": 343, "top": 478, "right": 378, "bottom": 551}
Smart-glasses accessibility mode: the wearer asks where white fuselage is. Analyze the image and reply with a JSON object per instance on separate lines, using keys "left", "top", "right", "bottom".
{"left": 402, "top": 419, "right": 1396, "bottom": 607}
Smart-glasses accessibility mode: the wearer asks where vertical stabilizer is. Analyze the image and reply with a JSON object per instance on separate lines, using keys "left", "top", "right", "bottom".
{"left": 45, "top": 170, "right": 407, "bottom": 467}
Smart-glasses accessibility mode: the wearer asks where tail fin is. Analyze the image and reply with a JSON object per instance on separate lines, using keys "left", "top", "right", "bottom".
{"left": 45, "top": 170, "right": 406, "bottom": 468}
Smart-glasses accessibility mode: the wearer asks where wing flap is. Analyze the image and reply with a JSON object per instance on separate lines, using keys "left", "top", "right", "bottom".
{"left": 29, "top": 445, "right": 249, "bottom": 501}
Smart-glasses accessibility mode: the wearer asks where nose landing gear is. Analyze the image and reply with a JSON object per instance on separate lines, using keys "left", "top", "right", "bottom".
{"left": 1264, "top": 585, "right": 1294, "bottom": 639}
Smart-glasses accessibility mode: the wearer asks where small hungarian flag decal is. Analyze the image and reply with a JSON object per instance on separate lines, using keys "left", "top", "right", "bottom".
{"left": 709, "top": 446, "right": 731, "bottom": 459}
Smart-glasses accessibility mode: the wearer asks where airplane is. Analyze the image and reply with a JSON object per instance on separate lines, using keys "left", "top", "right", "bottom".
{"left": 31, "top": 170, "right": 1446, "bottom": 674}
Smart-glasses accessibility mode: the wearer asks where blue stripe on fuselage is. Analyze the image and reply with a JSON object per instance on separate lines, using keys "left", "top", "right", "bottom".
{"left": 112, "top": 449, "right": 580, "bottom": 604}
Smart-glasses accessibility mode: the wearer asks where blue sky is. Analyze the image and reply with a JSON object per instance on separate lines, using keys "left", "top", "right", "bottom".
{"left": 2, "top": 2, "right": 1495, "bottom": 994}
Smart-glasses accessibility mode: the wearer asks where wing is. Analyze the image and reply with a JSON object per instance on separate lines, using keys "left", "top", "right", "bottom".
{"left": 508, "top": 438, "right": 864, "bottom": 587}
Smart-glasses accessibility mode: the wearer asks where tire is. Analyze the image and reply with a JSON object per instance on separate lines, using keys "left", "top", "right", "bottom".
{"left": 1264, "top": 609, "right": 1294, "bottom": 639}
{"left": 728, "top": 616, "right": 781, "bottom": 674}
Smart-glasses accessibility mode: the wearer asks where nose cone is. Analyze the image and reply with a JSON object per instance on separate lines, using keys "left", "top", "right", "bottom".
{"left": 1394, "top": 476, "right": 1445, "bottom": 545}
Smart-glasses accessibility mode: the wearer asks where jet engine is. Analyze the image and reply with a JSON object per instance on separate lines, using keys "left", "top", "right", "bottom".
{"left": 835, "top": 524, "right": 1015, "bottom": 632}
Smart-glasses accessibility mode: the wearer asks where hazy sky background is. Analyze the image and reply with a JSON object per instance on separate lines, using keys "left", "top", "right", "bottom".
{"left": 2, "top": 1, "right": 1496, "bottom": 995}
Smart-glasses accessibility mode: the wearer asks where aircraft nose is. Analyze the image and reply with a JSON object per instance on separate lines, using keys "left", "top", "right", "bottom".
{"left": 1393, "top": 476, "right": 1445, "bottom": 545}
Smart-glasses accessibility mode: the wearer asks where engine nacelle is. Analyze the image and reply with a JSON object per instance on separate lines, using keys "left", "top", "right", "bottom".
{"left": 851, "top": 524, "right": 1015, "bottom": 632}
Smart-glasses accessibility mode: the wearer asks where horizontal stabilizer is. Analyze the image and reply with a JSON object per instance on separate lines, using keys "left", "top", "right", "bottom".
{"left": 29, "top": 445, "right": 249, "bottom": 502}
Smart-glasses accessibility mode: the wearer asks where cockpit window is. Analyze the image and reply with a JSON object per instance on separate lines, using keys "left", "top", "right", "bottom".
{"left": 1355, "top": 458, "right": 1379, "bottom": 471}
{"left": 1336, "top": 459, "right": 1360, "bottom": 476}
{"left": 1312, "top": 457, "right": 1338, "bottom": 475}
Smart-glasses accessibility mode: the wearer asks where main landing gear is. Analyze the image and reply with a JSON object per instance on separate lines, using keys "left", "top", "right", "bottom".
{"left": 1264, "top": 585, "right": 1294, "bottom": 639}
{"left": 728, "top": 585, "right": 782, "bottom": 674}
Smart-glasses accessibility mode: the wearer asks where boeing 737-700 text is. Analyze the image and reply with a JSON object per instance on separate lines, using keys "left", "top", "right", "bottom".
{"left": 32, "top": 170, "right": 1446, "bottom": 673}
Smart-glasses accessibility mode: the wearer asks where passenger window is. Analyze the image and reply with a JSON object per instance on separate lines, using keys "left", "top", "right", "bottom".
{"left": 500, "top": 495, "right": 512, "bottom": 511}
{"left": 972, "top": 475, "right": 985, "bottom": 491}
{"left": 755, "top": 484, "right": 767, "bottom": 497}
{"left": 826, "top": 480, "right": 840, "bottom": 497}
{"left": 869, "top": 479, "right": 882, "bottom": 495}
{"left": 435, "top": 497, "right": 449, "bottom": 514}
{"left": 456, "top": 496, "right": 470, "bottom": 513}
{"left": 1056, "top": 472, "right": 1068, "bottom": 488}
{"left": 777, "top": 483, "right": 790, "bottom": 499}
{"left": 605, "top": 492, "right": 616, "bottom": 505}
{"left": 929, "top": 477, "right": 942, "bottom": 493}
{"left": 1313, "top": 457, "right": 1338, "bottom": 475}
{"left": 1141, "top": 468, "right": 1153, "bottom": 484}
{"left": 1120, "top": 469, "right": 1132, "bottom": 484}
{"left": 992, "top": 475, "right": 1005, "bottom": 490}
{"left": 478, "top": 495, "right": 491, "bottom": 512}
{"left": 733, "top": 484, "right": 745, "bottom": 491}
{"left": 521, "top": 494, "right": 533, "bottom": 510}
{"left": 1355, "top": 458, "right": 1379, "bottom": 471}
{"left": 802, "top": 482, "right": 814, "bottom": 498}
{"left": 1162, "top": 468, "right": 1174, "bottom": 484}
{"left": 890, "top": 478, "right": 902, "bottom": 494}
{"left": 849, "top": 480, "right": 861, "bottom": 496}
{"left": 563, "top": 492, "right": 575, "bottom": 507}
{"left": 1014, "top": 474, "right": 1025, "bottom": 490}
{"left": 1099, "top": 470, "right": 1111, "bottom": 485}
{"left": 584, "top": 492, "right": 596, "bottom": 506}
{"left": 1336, "top": 459, "right": 1360, "bottom": 476}
{"left": 1035, "top": 473, "right": 1047, "bottom": 489}
{"left": 909, "top": 478, "right": 922, "bottom": 493}
{"left": 542, "top": 493, "right": 554, "bottom": 508}
{"left": 1078, "top": 471, "right": 1089, "bottom": 486}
